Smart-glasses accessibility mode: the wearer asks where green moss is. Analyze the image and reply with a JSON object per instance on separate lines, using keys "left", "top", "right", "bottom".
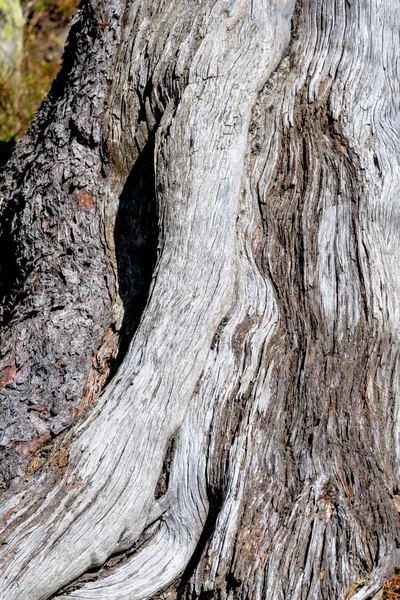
{"left": 34, "top": 1, "right": 47, "bottom": 11}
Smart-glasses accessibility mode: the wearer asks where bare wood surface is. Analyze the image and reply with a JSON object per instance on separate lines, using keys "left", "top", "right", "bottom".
{"left": 0, "top": 1, "right": 399, "bottom": 599}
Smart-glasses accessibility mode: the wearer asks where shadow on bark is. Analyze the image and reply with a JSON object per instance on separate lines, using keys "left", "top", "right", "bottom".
{"left": 0, "top": 139, "right": 15, "bottom": 169}
{"left": 175, "top": 486, "right": 224, "bottom": 600}
{"left": 112, "top": 132, "right": 158, "bottom": 373}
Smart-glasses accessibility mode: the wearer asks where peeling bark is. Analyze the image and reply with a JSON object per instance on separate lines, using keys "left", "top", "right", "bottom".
{"left": 0, "top": 1, "right": 399, "bottom": 599}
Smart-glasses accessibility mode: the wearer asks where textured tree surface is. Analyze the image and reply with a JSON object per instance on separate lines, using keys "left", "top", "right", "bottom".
{"left": 0, "top": 1, "right": 399, "bottom": 599}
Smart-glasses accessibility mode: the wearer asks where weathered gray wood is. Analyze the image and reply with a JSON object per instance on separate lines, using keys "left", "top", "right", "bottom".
{"left": 0, "top": 1, "right": 399, "bottom": 599}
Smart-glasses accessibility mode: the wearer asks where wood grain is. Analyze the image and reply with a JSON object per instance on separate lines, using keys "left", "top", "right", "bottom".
{"left": 0, "top": 1, "right": 399, "bottom": 599}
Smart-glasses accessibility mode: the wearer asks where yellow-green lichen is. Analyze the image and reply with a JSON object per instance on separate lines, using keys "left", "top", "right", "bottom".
{"left": 0, "top": 0, "right": 25, "bottom": 77}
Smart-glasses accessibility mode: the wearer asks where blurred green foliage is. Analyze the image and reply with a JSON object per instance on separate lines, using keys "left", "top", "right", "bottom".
{"left": 32, "top": 0, "right": 78, "bottom": 20}
{"left": 0, "top": 0, "right": 25, "bottom": 79}
{"left": 0, "top": 0, "right": 78, "bottom": 144}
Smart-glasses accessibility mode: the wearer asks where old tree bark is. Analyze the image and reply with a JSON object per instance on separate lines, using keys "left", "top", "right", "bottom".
{"left": 0, "top": 0, "right": 399, "bottom": 598}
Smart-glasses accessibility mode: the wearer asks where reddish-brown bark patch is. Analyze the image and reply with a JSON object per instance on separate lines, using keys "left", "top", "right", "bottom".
{"left": 0, "top": 360, "right": 17, "bottom": 387}
{"left": 74, "top": 189, "right": 95, "bottom": 209}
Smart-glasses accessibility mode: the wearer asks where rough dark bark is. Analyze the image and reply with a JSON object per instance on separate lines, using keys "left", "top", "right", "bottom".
{"left": 0, "top": 1, "right": 399, "bottom": 599}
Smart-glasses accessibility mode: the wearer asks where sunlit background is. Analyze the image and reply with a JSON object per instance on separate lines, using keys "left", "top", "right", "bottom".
{"left": 0, "top": 0, "right": 79, "bottom": 165}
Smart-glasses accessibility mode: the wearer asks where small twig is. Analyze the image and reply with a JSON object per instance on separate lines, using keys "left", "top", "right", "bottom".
{"left": 373, "top": 380, "right": 384, "bottom": 392}
{"left": 335, "top": 467, "right": 355, "bottom": 501}
{"left": 345, "top": 575, "right": 369, "bottom": 600}
{"left": 330, "top": 392, "right": 338, "bottom": 417}
{"left": 373, "top": 380, "right": 388, "bottom": 399}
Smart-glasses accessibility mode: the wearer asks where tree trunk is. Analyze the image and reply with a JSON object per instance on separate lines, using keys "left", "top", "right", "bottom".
{"left": 0, "top": 1, "right": 399, "bottom": 599}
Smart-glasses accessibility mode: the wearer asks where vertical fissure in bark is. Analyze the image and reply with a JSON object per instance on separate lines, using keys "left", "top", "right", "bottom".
{"left": 0, "top": 204, "right": 19, "bottom": 327}
{"left": 154, "top": 432, "right": 177, "bottom": 500}
{"left": 174, "top": 486, "right": 225, "bottom": 600}
{"left": 111, "top": 132, "right": 158, "bottom": 375}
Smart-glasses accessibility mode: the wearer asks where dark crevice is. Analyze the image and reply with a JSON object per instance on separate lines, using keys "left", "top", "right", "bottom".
{"left": 155, "top": 433, "right": 177, "bottom": 500}
{"left": 175, "top": 486, "right": 224, "bottom": 600}
{"left": 0, "top": 203, "right": 21, "bottom": 328}
{"left": 108, "top": 130, "right": 158, "bottom": 377}
{"left": 0, "top": 139, "right": 15, "bottom": 169}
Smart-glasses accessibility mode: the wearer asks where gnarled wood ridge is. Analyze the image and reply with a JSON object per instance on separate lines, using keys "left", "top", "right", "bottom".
{"left": 0, "top": 1, "right": 399, "bottom": 598}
